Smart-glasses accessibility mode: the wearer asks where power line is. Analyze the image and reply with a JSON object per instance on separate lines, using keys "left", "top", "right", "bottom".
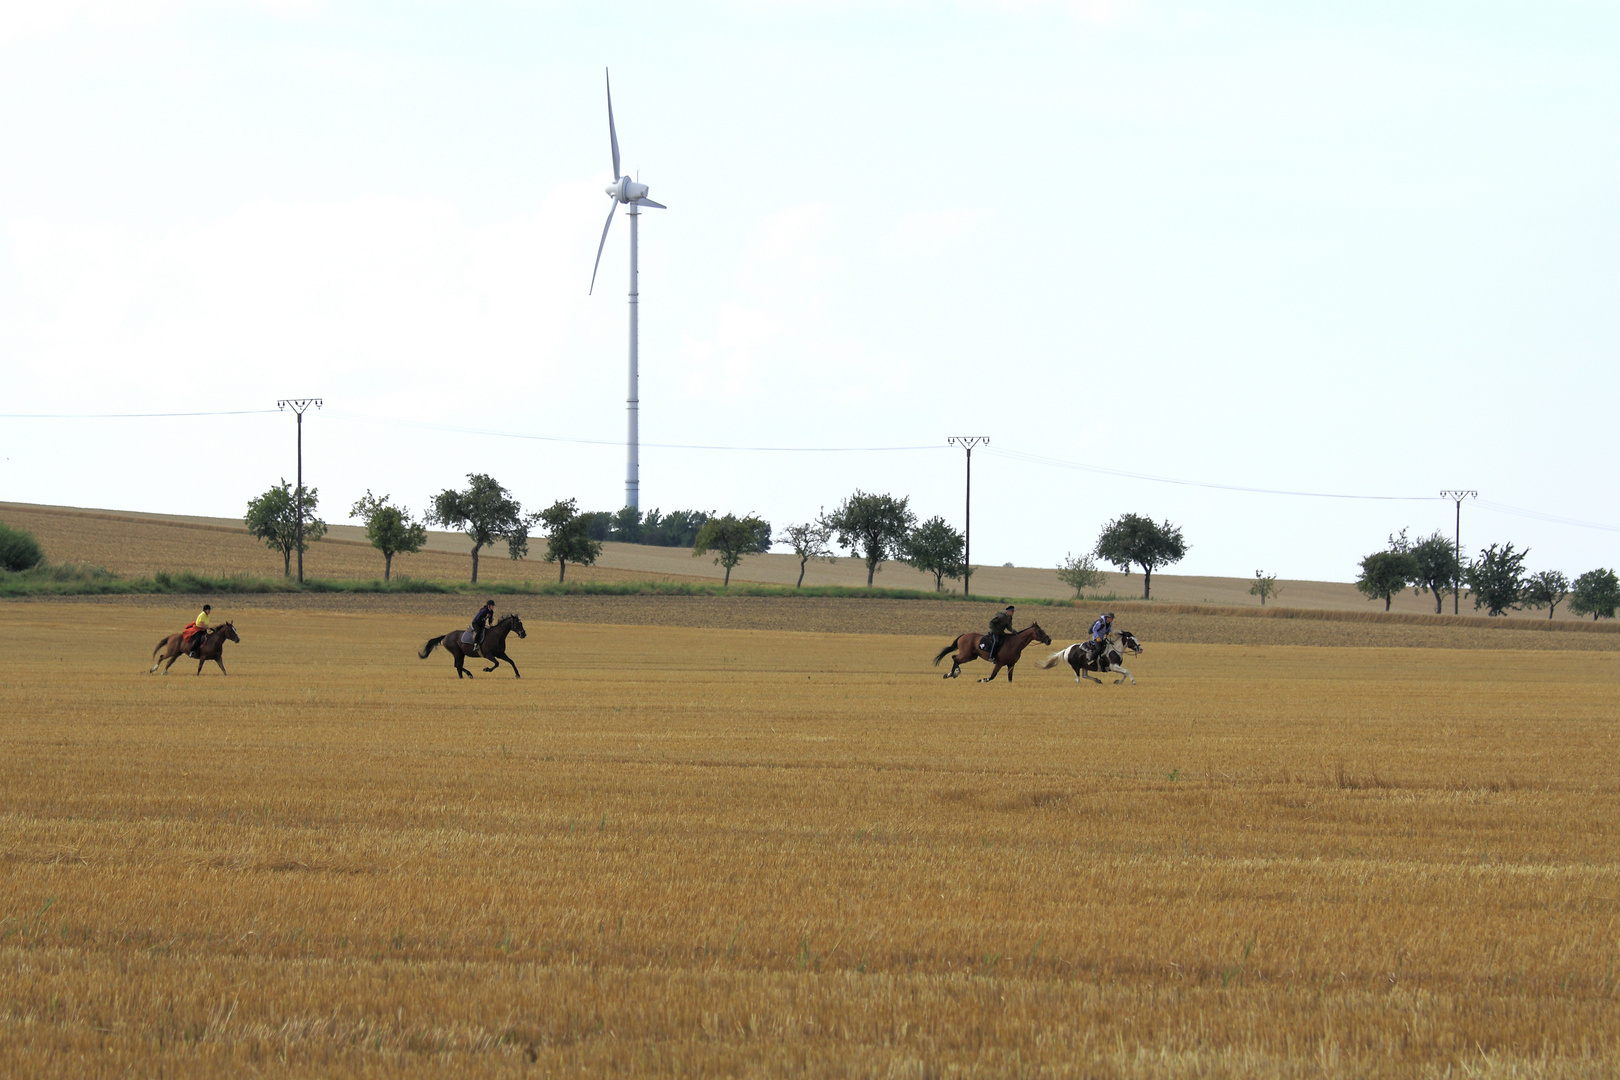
{"left": 325, "top": 410, "right": 941, "bottom": 453}
{"left": 1, "top": 409, "right": 279, "bottom": 418}
{"left": 987, "top": 446, "right": 1434, "bottom": 501}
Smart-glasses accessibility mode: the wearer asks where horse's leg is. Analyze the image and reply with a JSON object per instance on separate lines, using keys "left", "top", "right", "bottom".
{"left": 1113, "top": 665, "right": 1134, "bottom": 685}
{"left": 214, "top": 657, "right": 227, "bottom": 676}
{"left": 978, "top": 662, "right": 1002, "bottom": 683}
{"left": 483, "top": 656, "right": 501, "bottom": 673}
{"left": 500, "top": 652, "right": 521, "bottom": 679}
{"left": 455, "top": 651, "right": 472, "bottom": 678}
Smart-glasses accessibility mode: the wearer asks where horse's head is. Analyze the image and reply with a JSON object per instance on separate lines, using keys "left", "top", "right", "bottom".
{"left": 223, "top": 622, "right": 240, "bottom": 643}
{"left": 1118, "top": 630, "right": 1142, "bottom": 654}
{"left": 1029, "top": 622, "right": 1051, "bottom": 646}
{"left": 506, "top": 613, "right": 526, "bottom": 638}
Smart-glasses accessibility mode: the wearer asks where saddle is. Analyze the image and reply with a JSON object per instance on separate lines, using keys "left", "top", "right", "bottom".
{"left": 459, "top": 629, "right": 479, "bottom": 648}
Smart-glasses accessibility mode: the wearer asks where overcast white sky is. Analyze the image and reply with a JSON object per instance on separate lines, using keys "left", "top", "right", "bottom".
{"left": 1, "top": 0, "right": 1616, "bottom": 581}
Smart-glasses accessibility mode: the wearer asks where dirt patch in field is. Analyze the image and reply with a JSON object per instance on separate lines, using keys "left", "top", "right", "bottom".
{"left": 12, "top": 592, "right": 1620, "bottom": 651}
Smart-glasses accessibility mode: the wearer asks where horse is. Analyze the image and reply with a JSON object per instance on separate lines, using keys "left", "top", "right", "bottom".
{"left": 149, "top": 622, "right": 241, "bottom": 676}
{"left": 1041, "top": 631, "right": 1144, "bottom": 685}
{"left": 419, "top": 613, "right": 527, "bottom": 678}
{"left": 932, "top": 622, "right": 1052, "bottom": 683}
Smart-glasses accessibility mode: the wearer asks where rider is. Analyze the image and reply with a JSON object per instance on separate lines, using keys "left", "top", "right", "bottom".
{"left": 984, "top": 605, "right": 1015, "bottom": 661}
{"left": 470, "top": 599, "right": 496, "bottom": 652}
{"left": 1088, "top": 611, "right": 1115, "bottom": 661}
{"left": 187, "top": 604, "right": 213, "bottom": 658}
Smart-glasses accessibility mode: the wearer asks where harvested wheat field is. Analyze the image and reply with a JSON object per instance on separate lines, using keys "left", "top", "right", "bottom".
{"left": 2, "top": 597, "right": 1619, "bottom": 1078}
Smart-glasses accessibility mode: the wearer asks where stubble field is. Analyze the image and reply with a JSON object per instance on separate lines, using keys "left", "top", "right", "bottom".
{"left": 2, "top": 597, "right": 1619, "bottom": 1077}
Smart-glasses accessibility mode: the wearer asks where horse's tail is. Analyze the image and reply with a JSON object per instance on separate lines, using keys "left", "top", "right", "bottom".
{"left": 419, "top": 636, "right": 445, "bottom": 660}
{"left": 1039, "top": 647, "right": 1071, "bottom": 670}
{"left": 153, "top": 637, "right": 170, "bottom": 658}
{"left": 932, "top": 639, "right": 959, "bottom": 667}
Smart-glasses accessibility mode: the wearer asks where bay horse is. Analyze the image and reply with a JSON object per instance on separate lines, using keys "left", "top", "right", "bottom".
{"left": 932, "top": 622, "right": 1051, "bottom": 683}
{"left": 419, "top": 613, "right": 527, "bottom": 678}
{"left": 1041, "top": 631, "right": 1144, "bottom": 685}
{"left": 149, "top": 622, "right": 240, "bottom": 675}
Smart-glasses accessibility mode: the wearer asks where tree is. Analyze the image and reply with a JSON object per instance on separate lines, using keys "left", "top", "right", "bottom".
{"left": 1522, "top": 569, "right": 1570, "bottom": 620}
{"left": 1570, "top": 568, "right": 1620, "bottom": 621}
{"left": 610, "top": 506, "right": 642, "bottom": 543}
{"left": 1356, "top": 550, "right": 1417, "bottom": 611}
{"left": 780, "top": 517, "right": 836, "bottom": 588}
{"left": 1395, "top": 529, "right": 1464, "bottom": 615}
{"left": 825, "top": 490, "right": 916, "bottom": 586}
{"left": 1094, "top": 514, "right": 1187, "bottom": 600}
{"left": 0, "top": 521, "right": 44, "bottom": 572}
{"left": 903, "top": 516, "right": 967, "bottom": 592}
{"left": 538, "top": 498, "right": 603, "bottom": 583}
{"left": 349, "top": 490, "right": 427, "bottom": 583}
{"left": 1249, "top": 570, "right": 1282, "bottom": 606}
{"left": 428, "top": 473, "right": 534, "bottom": 585}
{"left": 1466, "top": 542, "right": 1529, "bottom": 617}
{"left": 1056, "top": 551, "right": 1105, "bottom": 599}
{"left": 692, "top": 513, "right": 771, "bottom": 586}
{"left": 245, "top": 480, "right": 327, "bottom": 578}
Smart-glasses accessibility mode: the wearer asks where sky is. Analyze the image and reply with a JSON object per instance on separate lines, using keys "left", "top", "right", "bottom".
{"left": 1, "top": 0, "right": 1616, "bottom": 582}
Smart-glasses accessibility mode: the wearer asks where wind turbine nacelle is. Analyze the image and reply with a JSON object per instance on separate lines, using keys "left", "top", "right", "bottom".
{"left": 607, "top": 177, "right": 652, "bottom": 203}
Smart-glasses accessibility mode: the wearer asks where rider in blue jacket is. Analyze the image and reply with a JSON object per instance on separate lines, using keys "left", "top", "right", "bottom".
{"left": 1089, "top": 612, "right": 1115, "bottom": 660}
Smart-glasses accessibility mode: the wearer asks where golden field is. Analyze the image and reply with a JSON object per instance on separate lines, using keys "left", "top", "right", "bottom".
{"left": 2, "top": 597, "right": 1619, "bottom": 1077}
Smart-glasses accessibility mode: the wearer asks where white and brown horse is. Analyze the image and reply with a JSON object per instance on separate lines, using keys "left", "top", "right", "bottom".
{"left": 1041, "top": 630, "right": 1143, "bottom": 685}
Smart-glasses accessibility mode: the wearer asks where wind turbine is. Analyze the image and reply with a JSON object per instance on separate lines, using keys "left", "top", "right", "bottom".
{"left": 590, "top": 68, "right": 665, "bottom": 513}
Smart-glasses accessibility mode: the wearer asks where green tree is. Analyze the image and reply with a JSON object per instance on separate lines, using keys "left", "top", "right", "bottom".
{"left": 538, "top": 498, "right": 603, "bottom": 583}
{"left": 1395, "top": 529, "right": 1464, "bottom": 615}
{"left": 1356, "top": 550, "right": 1417, "bottom": 611}
{"left": 1095, "top": 514, "right": 1188, "bottom": 600}
{"left": 825, "top": 491, "right": 916, "bottom": 586}
{"left": 610, "top": 506, "right": 643, "bottom": 543}
{"left": 428, "top": 473, "right": 534, "bottom": 585}
{"left": 780, "top": 517, "right": 836, "bottom": 588}
{"left": 1522, "top": 569, "right": 1570, "bottom": 620}
{"left": 1570, "top": 568, "right": 1620, "bottom": 621}
{"left": 1466, "top": 542, "right": 1529, "bottom": 617}
{"left": 692, "top": 513, "right": 771, "bottom": 586}
{"left": 0, "top": 521, "right": 44, "bottom": 573}
{"left": 903, "top": 516, "right": 966, "bottom": 592}
{"left": 1056, "top": 551, "right": 1105, "bottom": 598}
{"left": 1249, "top": 570, "right": 1281, "bottom": 606}
{"left": 349, "top": 490, "right": 427, "bottom": 583}
{"left": 245, "top": 480, "right": 327, "bottom": 578}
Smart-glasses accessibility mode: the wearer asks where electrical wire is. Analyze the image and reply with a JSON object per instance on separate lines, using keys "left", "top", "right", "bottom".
{"left": 1, "top": 409, "right": 280, "bottom": 418}
{"left": 986, "top": 446, "right": 1434, "bottom": 502}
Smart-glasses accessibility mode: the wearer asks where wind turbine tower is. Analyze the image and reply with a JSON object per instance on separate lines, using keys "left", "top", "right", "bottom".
{"left": 590, "top": 68, "right": 665, "bottom": 512}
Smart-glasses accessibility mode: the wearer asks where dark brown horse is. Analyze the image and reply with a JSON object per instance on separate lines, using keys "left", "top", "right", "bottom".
{"left": 149, "top": 622, "right": 240, "bottom": 675}
{"left": 419, "top": 613, "right": 527, "bottom": 678}
{"left": 932, "top": 622, "right": 1051, "bottom": 683}
{"left": 1040, "top": 631, "right": 1144, "bottom": 685}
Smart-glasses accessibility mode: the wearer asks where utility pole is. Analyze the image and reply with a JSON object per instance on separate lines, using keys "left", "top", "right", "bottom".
{"left": 278, "top": 398, "right": 322, "bottom": 584}
{"left": 1439, "top": 489, "right": 1476, "bottom": 615}
{"left": 948, "top": 436, "right": 989, "bottom": 597}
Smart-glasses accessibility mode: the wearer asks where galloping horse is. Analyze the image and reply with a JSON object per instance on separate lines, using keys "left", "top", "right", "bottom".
{"left": 932, "top": 622, "right": 1051, "bottom": 683}
{"left": 419, "top": 613, "right": 527, "bottom": 678}
{"left": 1041, "top": 630, "right": 1144, "bottom": 685}
{"left": 149, "top": 622, "right": 241, "bottom": 675}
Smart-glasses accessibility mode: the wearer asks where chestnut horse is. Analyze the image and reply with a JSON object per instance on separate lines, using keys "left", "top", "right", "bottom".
{"left": 149, "top": 622, "right": 240, "bottom": 675}
{"left": 932, "top": 622, "right": 1051, "bottom": 683}
{"left": 418, "top": 613, "right": 527, "bottom": 678}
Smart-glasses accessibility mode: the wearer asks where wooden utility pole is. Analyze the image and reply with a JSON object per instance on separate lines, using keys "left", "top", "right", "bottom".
{"left": 278, "top": 398, "right": 322, "bottom": 584}
{"left": 948, "top": 436, "right": 989, "bottom": 596}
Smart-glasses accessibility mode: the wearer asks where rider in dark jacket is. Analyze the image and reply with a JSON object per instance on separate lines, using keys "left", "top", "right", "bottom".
{"left": 471, "top": 600, "right": 496, "bottom": 651}
{"left": 984, "top": 605, "right": 1015, "bottom": 661}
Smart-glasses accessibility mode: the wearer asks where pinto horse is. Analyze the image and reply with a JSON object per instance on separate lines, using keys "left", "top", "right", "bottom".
{"left": 1041, "top": 630, "right": 1144, "bottom": 685}
{"left": 149, "top": 622, "right": 240, "bottom": 675}
{"left": 419, "top": 613, "right": 527, "bottom": 678}
{"left": 932, "top": 622, "right": 1051, "bottom": 683}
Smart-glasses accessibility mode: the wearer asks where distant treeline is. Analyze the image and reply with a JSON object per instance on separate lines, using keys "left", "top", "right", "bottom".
{"left": 578, "top": 507, "right": 772, "bottom": 552}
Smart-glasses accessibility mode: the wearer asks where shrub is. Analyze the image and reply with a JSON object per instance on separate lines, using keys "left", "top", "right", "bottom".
{"left": 0, "top": 522, "right": 45, "bottom": 572}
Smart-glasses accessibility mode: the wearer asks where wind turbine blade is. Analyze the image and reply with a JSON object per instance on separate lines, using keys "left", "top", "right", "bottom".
{"left": 605, "top": 68, "right": 621, "bottom": 180}
{"left": 637, "top": 198, "right": 667, "bottom": 209}
{"left": 589, "top": 199, "right": 617, "bottom": 295}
